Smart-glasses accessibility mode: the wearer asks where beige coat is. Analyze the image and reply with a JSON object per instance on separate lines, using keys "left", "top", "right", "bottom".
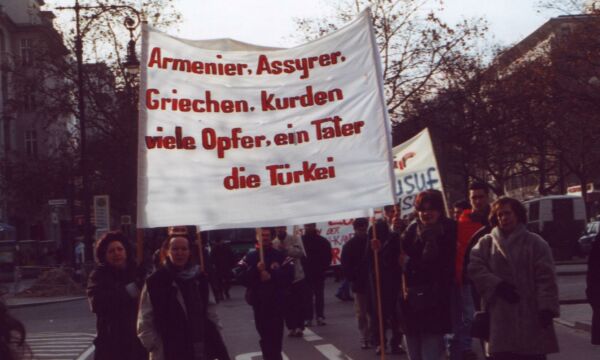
{"left": 468, "top": 224, "right": 560, "bottom": 355}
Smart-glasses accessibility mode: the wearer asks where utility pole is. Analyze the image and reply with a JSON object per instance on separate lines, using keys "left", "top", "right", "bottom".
{"left": 56, "top": 1, "right": 141, "bottom": 262}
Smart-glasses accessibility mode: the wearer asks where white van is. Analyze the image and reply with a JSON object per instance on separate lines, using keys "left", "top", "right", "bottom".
{"left": 523, "top": 195, "right": 587, "bottom": 260}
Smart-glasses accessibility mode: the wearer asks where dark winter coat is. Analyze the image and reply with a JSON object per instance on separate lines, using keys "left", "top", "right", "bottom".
{"left": 211, "top": 243, "right": 236, "bottom": 277}
{"left": 301, "top": 233, "right": 332, "bottom": 279}
{"left": 87, "top": 264, "right": 147, "bottom": 360}
{"left": 237, "top": 247, "right": 294, "bottom": 314}
{"left": 341, "top": 233, "right": 369, "bottom": 293}
{"left": 365, "top": 221, "right": 403, "bottom": 316}
{"left": 587, "top": 232, "right": 600, "bottom": 344}
{"left": 399, "top": 218, "right": 456, "bottom": 335}
{"left": 137, "top": 263, "right": 230, "bottom": 360}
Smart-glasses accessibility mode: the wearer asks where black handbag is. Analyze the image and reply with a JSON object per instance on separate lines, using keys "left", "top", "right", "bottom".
{"left": 471, "top": 310, "right": 490, "bottom": 340}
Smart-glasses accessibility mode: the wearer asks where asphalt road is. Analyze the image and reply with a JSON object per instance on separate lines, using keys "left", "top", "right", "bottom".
{"left": 219, "top": 278, "right": 600, "bottom": 360}
{"left": 8, "top": 274, "right": 600, "bottom": 360}
{"left": 11, "top": 299, "right": 96, "bottom": 360}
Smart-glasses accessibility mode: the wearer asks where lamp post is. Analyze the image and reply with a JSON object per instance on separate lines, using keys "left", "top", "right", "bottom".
{"left": 56, "top": 1, "right": 141, "bottom": 262}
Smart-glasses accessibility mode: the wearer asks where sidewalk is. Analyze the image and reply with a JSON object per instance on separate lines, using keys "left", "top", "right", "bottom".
{"left": 1, "top": 277, "right": 86, "bottom": 309}
{"left": 3, "top": 294, "right": 87, "bottom": 308}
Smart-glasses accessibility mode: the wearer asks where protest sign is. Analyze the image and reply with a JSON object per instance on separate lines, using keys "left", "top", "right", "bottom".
{"left": 392, "top": 128, "right": 444, "bottom": 214}
{"left": 292, "top": 220, "right": 355, "bottom": 266}
{"left": 138, "top": 10, "right": 396, "bottom": 229}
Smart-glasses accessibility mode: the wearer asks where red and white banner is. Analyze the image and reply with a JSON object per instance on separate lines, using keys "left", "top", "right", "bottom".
{"left": 392, "top": 128, "right": 443, "bottom": 214}
{"left": 137, "top": 10, "right": 396, "bottom": 229}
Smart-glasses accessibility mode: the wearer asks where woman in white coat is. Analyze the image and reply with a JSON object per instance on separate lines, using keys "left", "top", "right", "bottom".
{"left": 468, "top": 197, "right": 559, "bottom": 360}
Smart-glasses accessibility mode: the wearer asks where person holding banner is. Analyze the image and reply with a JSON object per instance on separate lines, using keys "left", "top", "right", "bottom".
{"left": 301, "top": 223, "right": 332, "bottom": 327}
{"left": 87, "top": 231, "right": 147, "bottom": 360}
{"left": 341, "top": 217, "right": 373, "bottom": 349}
{"left": 137, "top": 234, "right": 230, "bottom": 360}
{"left": 400, "top": 189, "right": 456, "bottom": 360}
{"left": 368, "top": 218, "right": 405, "bottom": 355}
{"left": 236, "top": 228, "right": 294, "bottom": 360}
{"left": 275, "top": 226, "right": 308, "bottom": 337}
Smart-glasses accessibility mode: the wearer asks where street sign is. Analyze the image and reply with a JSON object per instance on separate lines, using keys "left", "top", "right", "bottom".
{"left": 93, "top": 195, "right": 110, "bottom": 231}
{"left": 48, "top": 199, "right": 68, "bottom": 206}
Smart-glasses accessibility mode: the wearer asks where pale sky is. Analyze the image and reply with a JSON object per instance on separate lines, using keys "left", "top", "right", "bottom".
{"left": 46, "top": 0, "right": 558, "bottom": 49}
{"left": 170, "top": 0, "right": 554, "bottom": 48}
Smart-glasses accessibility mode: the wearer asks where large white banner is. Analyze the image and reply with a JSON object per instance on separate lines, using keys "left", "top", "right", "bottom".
{"left": 138, "top": 10, "right": 396, "bottom": 229}
{"left": 392, "top": 128, "right": 444, "bottom": 214}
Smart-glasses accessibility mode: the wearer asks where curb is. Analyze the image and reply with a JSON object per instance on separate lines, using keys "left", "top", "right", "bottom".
{"left": 556, "top": 271, "right": 587, "bottom": 276}
{"left": 554, "top": 318, "right": 592, "bottom": 332}
{"left": 5, "top": 296, "right": 86, "bottom": 309}
{"left": 559, "top": 298, "right": 588, "bottom": 305}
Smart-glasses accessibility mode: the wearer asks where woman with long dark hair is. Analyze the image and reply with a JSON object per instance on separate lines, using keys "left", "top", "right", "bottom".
{"left": 87, "top": 231, "right": 147, "bottom": 360}
{"left": 137, "top": 234, "right": 230, "bottom": 360}
{"left": 399, "top": 189, "right": 455, "bottom": 360}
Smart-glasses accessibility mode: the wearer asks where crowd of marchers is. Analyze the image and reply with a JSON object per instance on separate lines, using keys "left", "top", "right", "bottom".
{"left": 1, "top": 183, "right": 600, "bottom": 360}
{"left": 339, "top": 183, "right": 600, "bottom": 360}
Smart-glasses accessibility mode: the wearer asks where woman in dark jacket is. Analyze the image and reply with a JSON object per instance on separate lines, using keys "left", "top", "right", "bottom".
{"left": 588, "top": 232, "right": 600, "bottom": 345}
{"left": 137, "top": 234, "right": 230, "bottom": 360}
{"left": 400, "top": 189, "right": 456, "bottom": 360}
{"left": 87, "top": 231, "right": 147, "bottom": 360}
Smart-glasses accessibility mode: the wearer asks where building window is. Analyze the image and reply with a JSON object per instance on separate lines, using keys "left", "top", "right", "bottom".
{"left": 20, "top": 39, "right": 33, "bottom": 65}
{"left": 23, "top": 91, "right": 35, "bottom": 111}
{"left": 25, "top": 130, "right": 37, "bottom": 157}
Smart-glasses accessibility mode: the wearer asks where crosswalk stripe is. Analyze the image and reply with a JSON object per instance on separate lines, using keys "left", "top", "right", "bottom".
{"left": 28, "top": 332, "right": 95, "bottom": 360}
{"left": 302, "top": 328, "right": 323, "bottom": 341}
{"left": 314, "top": 344, "right": 353, "bottom": 360}
{"left": 76, "top": 345, "right": 95, "bottom": 360}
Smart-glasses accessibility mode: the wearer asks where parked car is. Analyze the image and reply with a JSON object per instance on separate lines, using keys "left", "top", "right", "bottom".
{"left": 578, "top": 221, "right": 599, "bottom": 255}
{"left": 523, "top": 195, "right": 587, "bottom": 260}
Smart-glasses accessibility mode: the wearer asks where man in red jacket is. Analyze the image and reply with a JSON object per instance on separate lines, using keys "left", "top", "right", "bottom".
{"left": 449, "top": 182, "right": 491, "bottom": 360}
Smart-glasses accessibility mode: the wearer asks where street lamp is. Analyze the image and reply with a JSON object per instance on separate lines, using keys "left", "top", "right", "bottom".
{"left": 56, "top": 1, "right": 141, "bottom": 262}
{"left": 124, "top": 16, "right": 141, "bottom": 75}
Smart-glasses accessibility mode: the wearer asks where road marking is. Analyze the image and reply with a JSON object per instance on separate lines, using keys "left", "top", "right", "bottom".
{"left": 235, "top": 351, "right": 290, "bottom": 360}
{"left": 315, "top": 344, "right": 353, "bottom": 360}
{"left": 27, "top": 332, "right": 95, "bottom": 360}
{"left": 302, "top": 328, "right": 323, "bottom": 341}
{"left": 76, "top": 344, "right": 95, "bottom": 360}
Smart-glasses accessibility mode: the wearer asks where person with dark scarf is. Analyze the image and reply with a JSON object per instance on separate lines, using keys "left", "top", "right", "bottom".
{"left": 87, "top": 231, "right": 147, "bottom": 360}
{"left": 137, "top": 234, "right": 230, "bottom": 360}
{"left": 236, "top": 227, "right": 294, "bottom": 360}
{"left": 400, "top": 189, "right": 456, "bottom": 360}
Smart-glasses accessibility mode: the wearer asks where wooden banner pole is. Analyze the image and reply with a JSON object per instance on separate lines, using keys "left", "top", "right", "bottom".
{"left": 136, "top": 228, "right": 144, "bottom": 265}
{"left": 256, "top": 228, "right": 265, "bottom": 264}
{"left": 372, "top": 218, "right": 386, "bottom": 360}
{"left": 195, "top": 228, "right": 205, "bottom": 273}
